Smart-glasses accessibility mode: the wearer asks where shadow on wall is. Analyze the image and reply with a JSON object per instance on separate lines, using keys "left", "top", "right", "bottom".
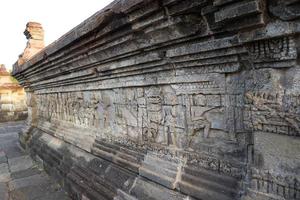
{"left": 0, "top": 64, "right": 28, "bottom": 122}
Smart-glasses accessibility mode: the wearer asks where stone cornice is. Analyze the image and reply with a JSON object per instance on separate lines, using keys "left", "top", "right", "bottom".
{"left": 13, "top": 0, "right": 300, "bottom": 92}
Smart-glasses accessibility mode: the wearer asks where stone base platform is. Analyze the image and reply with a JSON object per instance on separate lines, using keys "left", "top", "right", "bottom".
{"left": 22, "top": 127, "right": 243, "bottom": 200}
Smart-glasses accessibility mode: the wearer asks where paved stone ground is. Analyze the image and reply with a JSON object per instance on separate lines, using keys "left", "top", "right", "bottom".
{"left": 0, "top": 121, "right": 71, "bottom": 200}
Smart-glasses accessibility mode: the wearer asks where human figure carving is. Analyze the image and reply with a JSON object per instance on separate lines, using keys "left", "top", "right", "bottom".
{"left": 191, "top": 106, "right": 223, "bottom": 139}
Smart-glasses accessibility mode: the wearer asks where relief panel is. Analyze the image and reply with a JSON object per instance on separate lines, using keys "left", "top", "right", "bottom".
{"left": 36, "top": 74, "right": 240, "bottom": 155}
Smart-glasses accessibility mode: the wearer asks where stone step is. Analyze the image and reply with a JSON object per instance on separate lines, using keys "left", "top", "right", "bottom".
{"left": 67, "top": 168, "right": 115, "bottom": 200}
{"left": 178, "top": 166, "right": 239, "bottom": 200}
{"left": 183, "top": 166, "right": 238, "bottom": 188}
{"left": 95, "top": 139, "right": 145, "bottom": 161}
{"left": 139, "top": 154, "right": 179, "bottom": 189}
{"left": 180, "top": 172, "right": 237, "bottom": 198}
{"left": 178, "top": 181, "right": 234, "bottom": 200}
{"left": 92, "top": 141, "right": 143, "bottom": 172}
{"left": 114, "top": 190, "right": 138, "bottom": 200}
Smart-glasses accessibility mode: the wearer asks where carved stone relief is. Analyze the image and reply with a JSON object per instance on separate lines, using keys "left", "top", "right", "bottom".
{"left": 36, "top": 78, "right": 240, "bottom": 153}
{"left": 12, "top": 0, "right": 300, "bottom": 199}
{"left": 246, "top": 36, "right": 297, "bottom": 63}
{"left": 268, "top": 0, "right": 300, "bottom": 21}
{"left": 245, "top": 91, "right": 300, "bottom": 136}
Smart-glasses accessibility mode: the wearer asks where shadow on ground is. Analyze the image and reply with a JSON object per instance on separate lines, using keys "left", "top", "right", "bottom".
{"left": 0, "top": 121, "right": 70, "bottom": 200}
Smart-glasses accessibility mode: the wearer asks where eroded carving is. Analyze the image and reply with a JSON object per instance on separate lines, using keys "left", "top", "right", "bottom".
{"left": 245, "top": 92, "right": 300, "bottom": 136}
{"left": 246, "top": 36, "right": 297, "bottom": 64}
{"left": 269, "top": 0, "right": 300, "bottom": 21}
{"left": 251, "top": 169, "right": 300, "bottom": 199}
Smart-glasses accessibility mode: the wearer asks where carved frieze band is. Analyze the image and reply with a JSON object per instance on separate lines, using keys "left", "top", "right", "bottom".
{"left": 251, "top": 169, "right": 300, "bottom": 199}
{"left": 244, "top": 92, "right": 300, "bottom": 137}
{"left": 246, "top": 36, "right": 297, "bottom": 68}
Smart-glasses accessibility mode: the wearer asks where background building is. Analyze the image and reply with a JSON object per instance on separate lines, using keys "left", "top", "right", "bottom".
{"left": 0, "top": 64, "right": 27, "bottom": 122}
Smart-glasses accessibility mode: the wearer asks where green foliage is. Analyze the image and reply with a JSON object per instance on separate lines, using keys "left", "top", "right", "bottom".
{"left": 10, "top": 76, "right": 19, "bottom": 83}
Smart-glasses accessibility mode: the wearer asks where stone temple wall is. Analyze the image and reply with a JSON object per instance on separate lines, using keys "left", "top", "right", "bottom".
{"left": 12, "top": 0, "right": 300, "bottom": 200}
{"left": 0, "top": 64, "right": 27, "bottom": 122}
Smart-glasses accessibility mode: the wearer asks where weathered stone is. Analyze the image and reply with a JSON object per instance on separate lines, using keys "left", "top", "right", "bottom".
{"left": 269, "top": 0, "right": 300, "bottom": 21}
{"left": 8, "top": 155, "right": 34, "bottom": 173}
{"left": 0, "top": 183, "right": 8, "bottom": 200}
{"left": 15, "top": 22, "right": 44, "bottom": 67}
{"left": 12, "top": 0, "right": 300, "bottom": 200}
{"left": 4, "top": 145, "right": 26, "bottom": 159}
{"left": 0, "top": 163, "right": 10, "bottom": 182}
{"left": 11, "top": 167, "right": 41, "bottom": 179}
{"left": 0, "top": 122, "right": 70, "bottom": 200}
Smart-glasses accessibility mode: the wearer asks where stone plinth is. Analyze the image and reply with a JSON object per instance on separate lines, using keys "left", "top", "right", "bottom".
{"left": 12, "top": 1, "right": 300, "bottom": 200}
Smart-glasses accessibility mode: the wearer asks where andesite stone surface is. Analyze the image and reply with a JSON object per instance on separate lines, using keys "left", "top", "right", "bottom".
{"left": 12, "top": 0, "right": 300, "bottom": 200}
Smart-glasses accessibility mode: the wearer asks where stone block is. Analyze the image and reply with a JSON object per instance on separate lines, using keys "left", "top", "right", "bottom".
{"left": 0, "top": 182, "right": 8, "bottom": 200}
{"left": 8, "top": 173, "right": 52, "bottom": 191}
{"left": 8, "top": 155, "right": 34, "bottom": 173}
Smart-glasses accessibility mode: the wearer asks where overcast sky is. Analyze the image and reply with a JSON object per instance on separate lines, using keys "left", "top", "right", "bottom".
{"left": 0, "top": 0, "right": 114, "bottom": 70}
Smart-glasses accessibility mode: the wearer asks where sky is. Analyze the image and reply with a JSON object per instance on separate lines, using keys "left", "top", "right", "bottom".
{"left": 0, "top": 0, "right": 114, "bottom": 70}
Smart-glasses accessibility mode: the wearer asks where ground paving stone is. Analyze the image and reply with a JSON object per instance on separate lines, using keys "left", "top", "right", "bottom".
{"left": 0, "top": 156, "right": 7, "bottom": 164}
{"left": 11, "top": 168, "right": 41, "bottom": 180}
{"left": 8, "top": 174, "right": 53, "bottom": 191}
{"left": 4, "top": 146, "right": 27, "bottom": 159}
{"left": 0, "top": 121, "right": 70, "bottom": 200}
{"left": 8, "top": 156, "right": 34, "bottom": 173}
{"left": 0, "top": 182, "right": 8, "bottom": 200}
{"left": 9, "top": 181, "right": 63, "bottom": 200}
